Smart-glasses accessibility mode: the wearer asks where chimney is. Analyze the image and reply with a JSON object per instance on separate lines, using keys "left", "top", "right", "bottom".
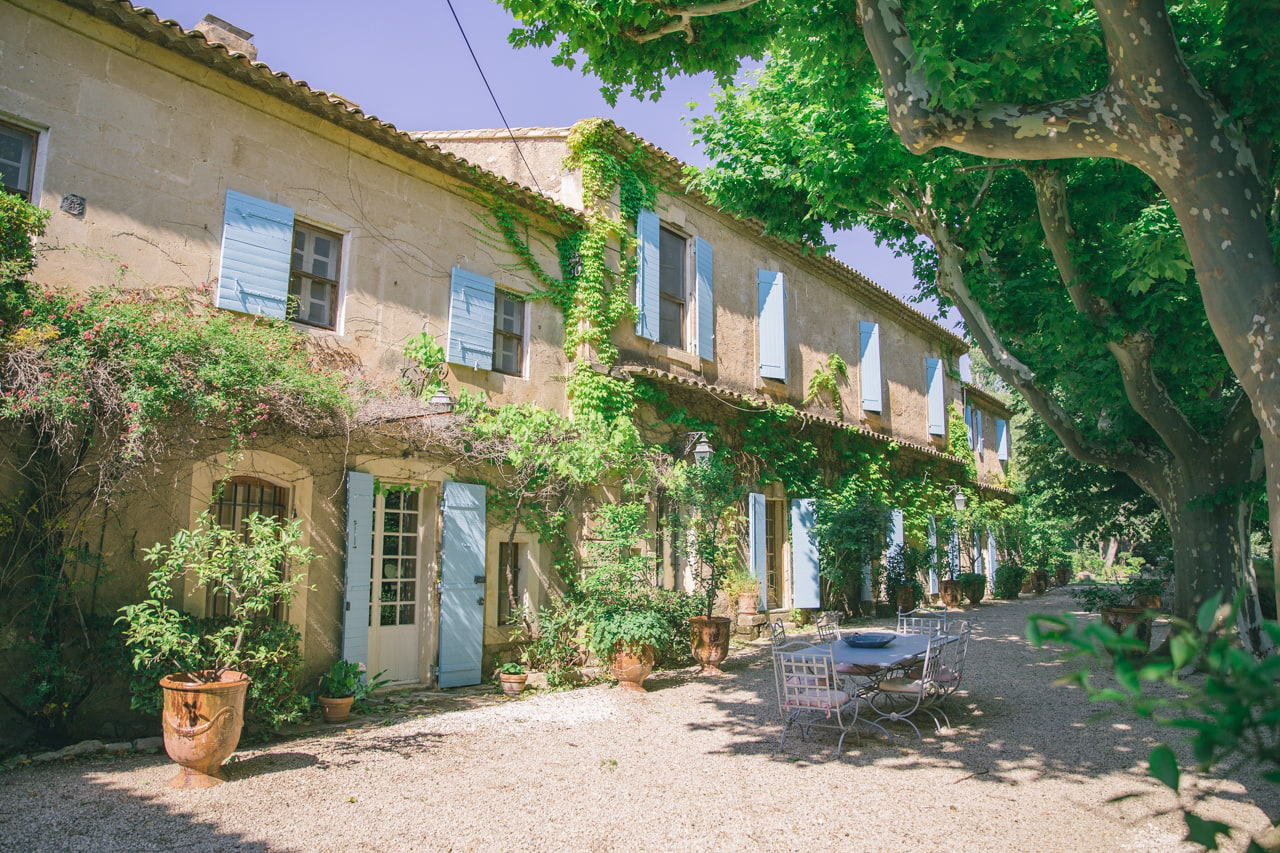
{"left": 194, "top": 14, "right": 257, "bottom": 60}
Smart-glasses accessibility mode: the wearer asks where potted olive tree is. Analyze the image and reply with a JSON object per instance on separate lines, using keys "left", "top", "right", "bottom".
{"left": 118, "top": 511, "right": 312, "bottom": 788}
{"left": 664, "top": 452, "right": 745, "bottom": 675}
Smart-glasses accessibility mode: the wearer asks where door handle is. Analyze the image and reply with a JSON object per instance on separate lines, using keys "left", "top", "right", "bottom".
{"left": 474, "top": 575, "right": 485, "bottom": 585}
{"left": 476, "top": 596, "right": 484, "bottom": 607}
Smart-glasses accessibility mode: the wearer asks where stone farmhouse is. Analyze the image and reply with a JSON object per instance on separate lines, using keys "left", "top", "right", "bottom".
{"left": 0, "top": 0, "right": 1014, "bottom": 697}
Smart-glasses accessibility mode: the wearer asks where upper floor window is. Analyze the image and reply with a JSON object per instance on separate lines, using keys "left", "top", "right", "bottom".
{"left": 290, "top": 222, "right": 341, "bottom": 330}
{"left": 0, "top": 122, "right": 37, "bottom": 201}
{"left": 658, "top": 227, "right": 687, "bottom": 348}
{"left": 492, "top": 290, "right": 525, "bottom": 376}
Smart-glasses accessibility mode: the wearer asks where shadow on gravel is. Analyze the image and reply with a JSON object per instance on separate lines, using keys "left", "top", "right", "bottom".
{"left": 320, "top": 730, "right": 446, "bottom": 761}
{"left": 224, "top": 750, "right": 318, "bottom": 780}
{"left": 680, "top": 591, "right": 1213, "bottom": 792}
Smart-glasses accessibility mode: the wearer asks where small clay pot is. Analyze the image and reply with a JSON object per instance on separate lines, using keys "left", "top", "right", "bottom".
{"left": 318, "top": 695, "right": 355, "bottom": 723}
{"left": 499, "top": 672, "right": 528, "bottom": 697}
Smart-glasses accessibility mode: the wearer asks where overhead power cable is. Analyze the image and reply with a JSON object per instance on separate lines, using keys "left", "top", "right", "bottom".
{"left": 445, "top": 0, "right": 543, "bottom": 194}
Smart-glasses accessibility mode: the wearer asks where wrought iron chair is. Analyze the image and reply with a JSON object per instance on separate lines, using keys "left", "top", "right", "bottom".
{"left": 866, "top": 633, "right": 950, "bottom": 741}
{"left": 935, "top": 619, "right": 972, "bottom": 718}
{"left": 769, "top": 619, "right": 788, "bottom": 647}
{"left": 897, "top": 606, "right": 949, "bottom": 636}
{"left": 772, "top": 641, "right": 864, "bottom": 755}
{"left": 815, "top": 612, "right": 840, "bottom": 643}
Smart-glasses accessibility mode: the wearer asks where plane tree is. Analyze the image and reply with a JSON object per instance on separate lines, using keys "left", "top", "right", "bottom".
{"left": 498, "top": 0, "right": 1280, "bottom": 622}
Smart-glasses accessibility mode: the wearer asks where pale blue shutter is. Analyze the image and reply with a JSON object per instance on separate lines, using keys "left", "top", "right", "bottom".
{"left": 635, "top": 210, "right": 660, "bottom": 341}
{"left": 758, "top": 270, "right": 787, "bottom": 381}
{"left": 974, "top": 410, "right": 984, "bottom": 458}
{"left": 439, "top": 482, "right": 487, "bottom": 688}
{"left": 926, "top": 357, "right": 945, "bottom": 435}
{"left": 860, "top": 321, "right": 882, "bottom": 412}
{"left": 890, "top": 508, "right": 904, "bottom": 548}
{"left": 341, "top": 470, "right": 375, "bottom": 667}
{"left": 949, "top": 529, "right": 961, "bottom": 576}
{"left": 987, "top": 530, "right": 999, "bottom": 592}
{"left": 216, "top": 189, "right": 293, "bottom": 319}
{"left": 695, "top": 237, "right": 714, "bottom": 361}
{"left": 446, "top": 267, "right": 496, "bottom": 370}
{"left": 790, "top": 499, "right": 820, "bottom": 609}
{"left": 997, "top": 418, "right": 1010, "bottom": 461}
{"left": 965, "top": 405, "right": 975, "bottom": 449}
{"left": 973, "top": 530, "right": 984, "bottom": 576}
{"left": 748, "top": 493, "right": 767, "bottom": 610}
{"left": 927, "top": 516, "right": 939, "bottom": 594}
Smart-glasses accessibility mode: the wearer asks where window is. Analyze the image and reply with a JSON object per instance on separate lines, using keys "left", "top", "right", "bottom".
{"left": 765, "top": 498, "right": 786, "bottom": 609}
{"left": 374, "top": 488, "right": 420, "bottom": 628}
{"left": 0, "top": 122, "right": 36, "bottom": 201}
{"left": 658, "top": 227, "right": 686, "bottom": 348}
{"left": 497, "top": 541, "right": 525, "bottom": 625}
{"left": 209, "top": 476, "right": 290, "bottom": 620}
{"left": 492, "top": 290, "right": 525, "bottom": 376}
{"left": 289, "top": 222, "right": 341, "bottom": 329}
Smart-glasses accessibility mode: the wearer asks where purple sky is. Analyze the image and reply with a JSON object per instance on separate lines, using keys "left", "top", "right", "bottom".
{"left": 141, "top": 0, "right": 954, "bottom": 327}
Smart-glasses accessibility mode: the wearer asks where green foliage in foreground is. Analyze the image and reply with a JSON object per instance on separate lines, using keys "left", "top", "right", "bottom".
{"left": 1030, "top": 596, "right": 1280, "bottom": 851}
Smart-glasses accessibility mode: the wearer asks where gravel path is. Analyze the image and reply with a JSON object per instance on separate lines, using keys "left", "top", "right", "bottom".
{"left": 2, "top": 589, "right": 1275, "bottom": 852}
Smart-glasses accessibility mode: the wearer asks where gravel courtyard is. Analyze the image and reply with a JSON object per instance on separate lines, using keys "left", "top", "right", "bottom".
{"left": 2, "top": 589, "right": 1275, "bottom": 852}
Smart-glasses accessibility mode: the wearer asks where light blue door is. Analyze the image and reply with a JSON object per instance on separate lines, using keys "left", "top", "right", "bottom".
{"left": 748, "top": 493, "right": 767, "bottom": 610}
{"left": 438, "top": 482, "right": 486, "bottom": 688}
{"left": 790, "top": 499, "right": 820, "bottom": 609}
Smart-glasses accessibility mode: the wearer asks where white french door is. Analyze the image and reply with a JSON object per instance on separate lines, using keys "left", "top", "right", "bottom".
{"left": 370, "top": 488, "right": 422, "bottom": 684}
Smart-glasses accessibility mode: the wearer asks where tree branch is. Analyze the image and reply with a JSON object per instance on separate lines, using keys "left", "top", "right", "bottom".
{"left": 1027, "top": 167, "right": 1213, "bottom": 462}
{"left": 627, "top": 0, "right": 764, "bottom": 44}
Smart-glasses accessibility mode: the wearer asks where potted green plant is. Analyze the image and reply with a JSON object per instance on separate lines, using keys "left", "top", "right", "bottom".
{"left": 663, "top": 454, "right": 745, "bottom": 675}
{"left": 1070, "top": 573, "right": 1168, "bottom": 652}
{"left": 993, "top": 560, "right": 1028, "bottom": 600}
{"left": 955, "top": 571, "right": 987, "bottom": 605}
{"left": 318, "top": 659, "right": 388, "bottom": 721}
{"left": 883, "top": 543, "right": 928, "bottom": 611}
{"left": 496, "top": 661, "right": 529, "bottom": 697}
{"left": 934, "top": 542, "right": 963, "bottom": 607}
{"left": 117, "top": 511, "right": 312, "bottom": 788}
{"left": 722, "top": 569, "right": 761, "bottom": 616}
{"left": 589, "top": 609, "right": 671, "bottom": 692}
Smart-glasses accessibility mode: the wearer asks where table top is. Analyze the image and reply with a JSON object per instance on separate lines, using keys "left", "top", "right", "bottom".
{"left": 829, "top": 632, "right": 942, "bottom": 669}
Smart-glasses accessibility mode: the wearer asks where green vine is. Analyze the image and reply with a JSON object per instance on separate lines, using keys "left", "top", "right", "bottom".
{"left": 803, "top": 353, "right": 848, "bottom": 418}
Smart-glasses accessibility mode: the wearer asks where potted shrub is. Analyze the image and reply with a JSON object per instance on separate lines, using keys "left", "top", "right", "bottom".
{"left": 118, "top": 511, "right": 313, "bottom": 788}
{"left": 589, "top": 609, "right": 671, "bottom": 692}
{"left": 884, "top": 543, "right": 928, "bottom": 611}
{"left": 496, "top": 661, "right": 529, "bottom": 697}
{"left": 663, "top": 454, "right": 744, "bottom": 675}
{"left": 318, "top": 659, "right": 387, "bottom": 721}
{"left": 1070, "top": 574, "right": 1168, "bottom": 653}
{"left": 722, "top": 569, "right": 761, "bottom": 616}
{"left": 993, "top": 561, "right": 1028, "bottom": 600}
{"left": 935, "top": 543, "right": 963, "bottom": 608}
{"left": 956, "top": 571, "right": 987, "bottom": 605}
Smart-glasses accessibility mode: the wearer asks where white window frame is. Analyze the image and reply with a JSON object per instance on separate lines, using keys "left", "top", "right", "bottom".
{"left": 491, "top": 288, "right": 528, "bottom": 378}
{"left": 0, "top": 114, "right": 46, "bottom": 204}
{"left": 289, "top": 219, "right": 347, "bottom": 331}
{"left": 657, "top": 224, "right": 691, "bottom": 350}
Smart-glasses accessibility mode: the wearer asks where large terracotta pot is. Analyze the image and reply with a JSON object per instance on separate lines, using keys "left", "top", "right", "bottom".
{"left": 737, "top": 591, "right": 759, "bottom": 616}
{"left": 690, "top": 615, "right": 732, "bottom": 675}
{"left": 1055, "top": 566, "right": 1072, "bottom": 587}
{"left": 1032, "top": 570, "right": 1049, "bottom": 595}
{"left": 160, "top": 670, "right": 249, "bottom": 789}
{"left": 318, "top": 695, "right": 354, "bottom": 722}
{"left": 612, "top": 645, "right": 655, "bottom": 692}
{"left": 940, "top": 580, "right": 963, "bottom": 608}
{"left": 963, "top": 581, "right": 985, "bottom": 605}
{"left": 1100, "top": 606, "right": 1153, "bottom": 652}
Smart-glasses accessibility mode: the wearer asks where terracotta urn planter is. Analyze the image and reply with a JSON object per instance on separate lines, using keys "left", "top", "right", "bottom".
{"left": 963, "top": 582, "right": 985, "bottom": 605}
{"left": 318, "top": 695, "right": 355, "bottom": 723}
{"left": 1055, "top": 566, "right": 1072, "bottom": 587}
{"left": 939, "top": 580, "right": 963, "bottom": 608}
{"left": 1100, "top": 605, "right": 1153, "bottom": 652}
{"left": 160, "top": 670, "right": 249, "bottom": 789}
{"left": 690, "top": 615, "right": 732, "bottom": 675}
{"left": 612, "top": 645, "right": 655, "bottom": 692}
{"left": 894, "top": 586, "right": 916, "bottom": 612}
{"left": 1134, "top": 593, "right": 1162, "bottom": 611}
{"left": 1032, "top": 570, "right": 1049, "bottom": 595}
{"left": 737, "top": 591, "right": 759, "bottom": 616}
{"left": 499, "top": 672, "right": 528, "bottom": 697}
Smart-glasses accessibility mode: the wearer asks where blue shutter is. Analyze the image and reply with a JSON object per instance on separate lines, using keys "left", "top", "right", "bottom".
{"left": 341, "top": 470, "right": 374, "bottom": 668}
{"left": 860, "top": 321, "right": 882, "bottom": 412}
{"left": 987, "top": 530, "right": 999, "bottom": 592}
{"left": 439, "top": 482, "right": 486, "bottom": 688}
{"left": 445, "top": 267, "right": 496, "bottom": 370}
{"left": 695, "top": 236, "right": 714, "bottom": 361}
{"left": 974, "top": 410, "right": 984, "bottom": 458}
{"left": 790, "top": 498, "right": 820, "bottom": 609}
{"left": 890, "top": 508, "right": 905, "bottom": 549}
{"left": 748, "top": 493, "right": 767, "bottom": 610}
{"left": 926, "top": 357, "right": 945, "bottom": 435}
{"left": 758, "top": 270, "right": 787, "bottom": 381}
{"left": 949, "top": 529, "right": 961, "bottom": 576}
{"left": 927, "top": 516, "right": 939, "bottom": 594}
{"left": 997, "top": 418, "right": 1010, "bottom": 461}
{"left": 216, "top": 189, "right": 293, "bottom": 319}
{"left": 973, "top": 530, "right": 984, "bottom": 576}
{"left": 635, "top": 209, "right": 660, "bottom": 341}
{"left": 965, "top": 405, "right": 975, "bottom": 449}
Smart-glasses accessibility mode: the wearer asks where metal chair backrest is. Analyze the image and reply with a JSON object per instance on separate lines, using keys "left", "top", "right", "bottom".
{"left": 937, "top": 620, "right": 972, "bottom": 698}
{"left": 770, "top": 619, "right": 788, "bottom": 646}
{"left": 776, "top": 645, "right": 841, "bottom": 712}
{"left": 815, "top": 612, "right": 839, "bottom": 643}
{"left": 897, "top": 608, "right": 948, "bottom": 636}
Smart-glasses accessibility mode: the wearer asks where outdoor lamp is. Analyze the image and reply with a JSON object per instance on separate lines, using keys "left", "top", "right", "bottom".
{"left": 687, "top": 431, "right": 714, "bottom": 465}
{"left": 953, "top": 489, "right": 967, "bottom": 512}
{"left": 428, "top": 387, "right": 455, "bottom": 413}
